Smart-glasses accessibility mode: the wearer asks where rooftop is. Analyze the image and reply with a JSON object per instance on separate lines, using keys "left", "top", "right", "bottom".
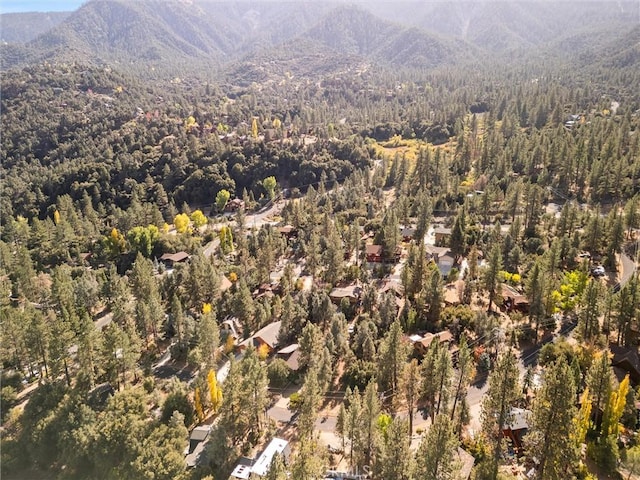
{"left": 251, "top": 437, "right": 289, "bottom": 477}
{"left": 160, "top": 251, "right": 190, "bottom": 263}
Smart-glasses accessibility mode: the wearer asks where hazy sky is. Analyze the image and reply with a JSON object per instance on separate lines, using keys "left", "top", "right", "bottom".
{"left": 0, "top": 0, "right": 85, "bottom": 13}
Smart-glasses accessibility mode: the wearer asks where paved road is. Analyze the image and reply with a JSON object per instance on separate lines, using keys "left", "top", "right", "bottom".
{"left": 202, "top": 200, "right": 286, "bottom": 258}
{"left": 620, "top": 250, "right": 636, "bottom": 289}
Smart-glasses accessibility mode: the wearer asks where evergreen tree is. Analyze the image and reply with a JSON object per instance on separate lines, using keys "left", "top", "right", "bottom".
{"left": 450, "top": 335, "right": 474, "bottom": 429}
{"left": 377, "top": 418, "right": 412, "bottom": 480}
{"left": 483, "top": 244, "right": 503, "bottom": 313}
{"left": 414, "top": 414, "right": 460, "bottom": 480}
{"left": 377, "top": 320, "right": 409, "bottom": 410}
{"left": 526, "top": 360, "right": 578, "bottom": 479}
{"left": 481, "top": 350, "right": 520, "bottom": 480}
{"left": 402, "top": 359, "right": 421, "bottom": 436}
{"left": 421, "top": 341, "right": 453, "bottom": 421}
{"left": 586, "top": 351, "right": 613, "bottom": 431}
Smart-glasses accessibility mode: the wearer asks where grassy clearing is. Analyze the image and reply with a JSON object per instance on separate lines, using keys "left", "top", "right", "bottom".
{"left": 368, "top": 135, "right": 456, "bottom": 164}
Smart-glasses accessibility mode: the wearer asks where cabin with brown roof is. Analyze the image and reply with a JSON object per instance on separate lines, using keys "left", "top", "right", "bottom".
{"left": 238, "top": 321, "right": 282, "bottom": 355}
{"left": 366, "top": 244, "right": 384, "bottom": 263}
{"left": 501, "top": 284, "right": 529, "bottom": 313}
{"left": 278, "top": 225, "right": 298, "bottom": 241}
{"left": 611, "top": 344, "right": 640, "bottom": 385}
{"left": 276, "top": 344, "right": 301, "bottom": 371}
{"left": 225, "top": 198, "right": 245, "bottom": 212}
{"left": 160, "top": 251, "right": 190, "bottom": 267}
{"left": 329, "top": 284, "right": 362, "bottom": 305}
{"left": 434, "top": 227, "right": 452, "bottom": 246}
{"left": 412, "top": 330, "right": 454, "bottom": 357}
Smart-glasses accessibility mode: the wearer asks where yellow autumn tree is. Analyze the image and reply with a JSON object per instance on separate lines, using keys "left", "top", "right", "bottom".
{"left": 53, "top": 209, "right": 61, "bottom": 225}
{"left": 103, "top": 227, "right": 126, "bottom": 258}
{"left": 202, "top": 303, "right": 212, "bottom": 314}
{"left": 174, "top": 213, "right": 190, "bottom": 234}
{"left": 251, "top": 118, "right": 259, "bottom": 138}
{"left": 602, "top": 374, "right": 630, "bottom": 436}
{"left": 195, "top": 386, "right": 204, "bottom": 422}
{"left": 191, "top": 209, "right": 207, "bottom": 228}
{"left": 573, "top": 387, "right": 592, "bottom": 447}
{"left": 257, "top": 343, "right": 270, "bottom": 360}
{"left": 208, "top": 369, "right": 223, "bottom": 413}
{"left": 224, "top": 334, "right": 235, "bottom": 354}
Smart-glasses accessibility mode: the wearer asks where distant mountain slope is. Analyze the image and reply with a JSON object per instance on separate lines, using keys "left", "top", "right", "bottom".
{"left": 27, "top": 0, "right": 235, "bottom": 64}
{"left": 0, "top": 11, "right": 72, "bottom": 43}
{"left": 364, "top": 1, "right": 639, "bottom": 53}
{"left": 304, "top": 6, "right": 474, "bottom": 69}
{"left": 1, "top": 0, "right": 336, "bottom": 72}
{"left": 2, "top": 0, "right": 635, "bottom": 77}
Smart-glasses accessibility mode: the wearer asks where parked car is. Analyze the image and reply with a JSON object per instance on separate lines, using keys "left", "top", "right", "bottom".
{"left": 591, "top": 265, "right": 605, "bottom": 277}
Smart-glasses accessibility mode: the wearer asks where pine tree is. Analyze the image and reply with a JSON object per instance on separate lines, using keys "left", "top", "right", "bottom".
{"left": 481, "top": 350, "right": 520, "bottom": 480}
{"left": 586, "top": 351, "right": 613, "bottom": 431}
{"left": 266, "top": 453, "right": 288, "bottom": 480}
{"left": 421, "top": 341, "right": 453, "bottom": 421}
{"left": 402, "top": 359, "right": 421, "bottom": 436}
{"left": 377, "top": 320, "right": 409, "bottom": 410}
{"left": 483, "top": 244, "right": 503, "bottom": 312}
{"left": 377, "top": 418, "right": 412, "bottom": 480}
{"left": 526, "top": 360, "right": 578, "bottom": 479}
{"left": 197, "top": 310, "right": 219, "bottom": 370}
{"left": 451, "top": 335, "right": 474, "bottom": 427}
{"left": 414, "top": 414, "right": 460, "bottom": 480}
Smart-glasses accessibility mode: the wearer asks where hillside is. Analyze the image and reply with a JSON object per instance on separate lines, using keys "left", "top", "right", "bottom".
{"left": 304, "top": 6, "right": 474, "bottom": 69}
{"left": 4, "top": 0, "right": 636, "bottom": 77}
{"left": 364, "top": 1, "right": 639, "bottom": 54}
{"left": 0, "top": 11, "right": 72, "bottom": 44}
{"left": 0, "top": 0, "right": 336, "bottom": 73}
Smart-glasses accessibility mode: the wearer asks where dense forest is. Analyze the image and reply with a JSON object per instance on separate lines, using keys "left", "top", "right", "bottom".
{"left": 2, "top": 1, "right": 640, "bottom": 480}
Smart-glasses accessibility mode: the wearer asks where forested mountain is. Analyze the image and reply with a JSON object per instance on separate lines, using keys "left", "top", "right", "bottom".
{"left": 0, "top": 11, "right": 72, "bottom": 44}
{"left": 304, "top": 6, "right": 474, "bottom": 69}
{"left": 365, "top": 1, "right": 639, "bottom": 54}
{"left": 3, "top": 0, "right": 638, "bottom": 75}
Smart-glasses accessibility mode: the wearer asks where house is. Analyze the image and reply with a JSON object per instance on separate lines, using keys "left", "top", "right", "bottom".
{"left": 251, "top": 438, "right": 291, "bottom": 477}
{"left": 276, "top": 344, "right": 301, "bottom": 371}
{"left": 278, "top": 225, "right": 298, "bottom": 240}
{"left": 412, "top": 331, "right": 454, "bottom": 357}
{"left": 365, "top": 244, "right": 384, "bottom": 263}
{"left": 159, "top": 251, "right": 190, "bottom": 267}
{"left": 329, "top": 284, "right": 362, "bottom": 305}
{"left": 400, "top": 226, "right": 416, "bottom": 242}
{"left": 502, "top": 408, "right": 530, "bottom": 453}
{"left": 230, "top": 438, "right": 291, "bottom": 479}
{"left": 425, "top": 245, "right": 455, "bottom": 278}
{"left": 221, "top": 317, "right": 242, "bottom": 342}
{"left": 378, "top": 281, "right": 405, "bottom": 316}
{"left": 225, "top": 198, "right": 245, "bottom": 212}
{"left": 185, "top": 425, "right": 211, "bottom": 468}
{"left": 611, "top": 344, "right": 640, "bottom": 385}
{"left": 434, "top": 227, "right": 452, "bottom": 246}
{"left": 457, "top": 447, "right": 475, "bottom": 480}
{"left": 238, "top": 321, "right": 282, "bottom": 354}
{"left": 501, "top": 284, "right": 529, "bottom": 313}
{"left": 444, "top": 281, "right": 464, "bottom": 306}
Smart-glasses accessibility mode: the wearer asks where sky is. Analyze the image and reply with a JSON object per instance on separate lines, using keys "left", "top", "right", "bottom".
{"left": 0, "top": 0, "right": 85, "bottom": 13}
